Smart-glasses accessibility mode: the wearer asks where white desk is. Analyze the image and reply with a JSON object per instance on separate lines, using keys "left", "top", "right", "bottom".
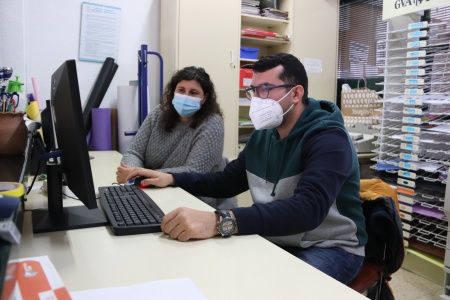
{"left": 11, "top": 151, "right": 366, "bottom": 299}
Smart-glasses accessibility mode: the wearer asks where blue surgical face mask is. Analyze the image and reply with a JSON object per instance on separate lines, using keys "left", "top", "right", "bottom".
{"left": 172, "top": 92, "right": 203, "bottom": 117}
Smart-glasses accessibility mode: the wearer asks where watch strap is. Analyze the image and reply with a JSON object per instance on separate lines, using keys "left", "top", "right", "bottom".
{"left": 215, "top": 209, "right": 231, "bottom": 219}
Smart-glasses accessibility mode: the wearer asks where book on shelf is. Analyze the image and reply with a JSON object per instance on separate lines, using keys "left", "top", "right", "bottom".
{"left": 241, "top": 0, "right": 260, "bottom": 15}
{"left": 241, "top": 28, "right": 290, "bottom": 41}
{"left": 242, "top": 6, "right": 260, "bottom": 15}
{"left": 261, "top": 7, "right": 288, "bottom": 20}
{"left": 239, "top": 117, "right": 253, "bottom": 126}
{"left": 242, "top": 0, "right": 259, "bottom": 6}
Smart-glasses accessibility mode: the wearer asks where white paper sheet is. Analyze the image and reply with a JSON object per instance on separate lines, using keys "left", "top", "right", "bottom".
{"left": 79, "top": 2, "right": 121, "bottom": 62}
{"left": 70, "top": 278, "right": 207, "bottom": 300}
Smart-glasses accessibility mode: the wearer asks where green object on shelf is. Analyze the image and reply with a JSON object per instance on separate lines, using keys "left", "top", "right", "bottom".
{"left": 239, "top": 117, "right": 253, "bottom": 126}
{"left": 7, "top": 76, "right": 23, "bottom": 93}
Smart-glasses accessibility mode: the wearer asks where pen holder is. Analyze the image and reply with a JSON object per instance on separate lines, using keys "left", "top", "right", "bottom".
{"left": 0, "top": 112, "right": 27, "bottom": 155}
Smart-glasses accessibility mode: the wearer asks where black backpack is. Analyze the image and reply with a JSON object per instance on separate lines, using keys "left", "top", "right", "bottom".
{"left": 362, "top": 195, "right": 405, "bottom": 300}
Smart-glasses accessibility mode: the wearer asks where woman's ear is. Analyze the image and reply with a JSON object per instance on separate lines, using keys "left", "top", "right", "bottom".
{"left": 200, "top": 93, "right": 208, "bottom": 105}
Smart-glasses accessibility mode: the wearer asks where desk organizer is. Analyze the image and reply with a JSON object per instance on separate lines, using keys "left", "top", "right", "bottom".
{"left": 372, "top": 15, "right": 450, "bottom": 265}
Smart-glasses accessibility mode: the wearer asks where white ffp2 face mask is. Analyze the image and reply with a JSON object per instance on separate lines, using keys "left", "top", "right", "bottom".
{"left": 249, "top": 88, "right": 294, "bottom": 130}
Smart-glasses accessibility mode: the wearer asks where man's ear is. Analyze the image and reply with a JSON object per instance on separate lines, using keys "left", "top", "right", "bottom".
{"left": 292, "top": 85, "right": 304, "bottom": 103}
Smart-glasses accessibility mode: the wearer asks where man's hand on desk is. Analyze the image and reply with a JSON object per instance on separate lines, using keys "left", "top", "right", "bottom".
{"left": 125, "top": 168, "right": 174, "bottom": 187}
{"left": 161, "top": 207, "right": 218, "bottom": 241}
{"left": 125, "top": 168, "right": 239, "bottom": 241}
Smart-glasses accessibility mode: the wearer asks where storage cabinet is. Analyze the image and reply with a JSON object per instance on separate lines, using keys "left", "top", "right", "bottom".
{"left": 160, "top": 0, "right": 240, "bottom": 159}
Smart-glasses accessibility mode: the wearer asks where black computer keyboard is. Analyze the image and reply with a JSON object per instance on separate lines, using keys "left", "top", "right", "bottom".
{"left": 98, "top": 185, "right": 165, "bottom": 236}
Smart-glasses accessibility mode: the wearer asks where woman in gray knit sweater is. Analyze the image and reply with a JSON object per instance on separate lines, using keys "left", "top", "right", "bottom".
{"left": 116, "top": 66, "right": 236, "bottom": 208}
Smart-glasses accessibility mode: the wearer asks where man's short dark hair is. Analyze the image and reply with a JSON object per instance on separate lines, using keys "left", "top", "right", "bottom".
{"left": 252, "top": 53, "right": 309, "bottom": 102}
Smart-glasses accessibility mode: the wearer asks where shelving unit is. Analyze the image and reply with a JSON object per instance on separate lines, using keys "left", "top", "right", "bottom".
{"left": 372, "top": 6, "right": 450, "bottom": 289}
{"left": 238, "top": 2, "right": 293, "bottom": 152}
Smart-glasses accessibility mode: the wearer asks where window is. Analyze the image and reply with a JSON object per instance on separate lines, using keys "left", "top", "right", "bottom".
{"left": 337, "top": 0, "right": 386, "bottom": 79}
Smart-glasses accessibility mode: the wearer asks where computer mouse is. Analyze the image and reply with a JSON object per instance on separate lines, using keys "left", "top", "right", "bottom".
{"left": 125, "top": 177, "right": 142, "bottom": 185}
{"left": 133, "top": 177, "right": 147, "bottom": 188}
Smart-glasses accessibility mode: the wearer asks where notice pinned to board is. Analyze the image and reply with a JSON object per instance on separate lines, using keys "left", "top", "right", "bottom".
{"left": 79, "top": 2, "right": 121, "bottom": 63}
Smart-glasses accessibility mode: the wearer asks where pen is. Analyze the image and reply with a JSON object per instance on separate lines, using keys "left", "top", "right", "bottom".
{"left": 11, "top": 92, "right": 19, "bottom": 109}
{"left": 6, "top": 100, "right": 13, "bottom": 112}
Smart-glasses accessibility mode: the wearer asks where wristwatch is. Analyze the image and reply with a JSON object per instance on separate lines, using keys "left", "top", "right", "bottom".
{"left": 215, "top": 210, "right": 236, "bottom": 237}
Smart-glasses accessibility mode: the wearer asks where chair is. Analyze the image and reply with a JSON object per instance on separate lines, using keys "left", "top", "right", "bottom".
{"left": 349, "top": 179, "right": 405, "bottom": 299}
{"left": 350, "top": 261, "right": 385, "bottom": 296}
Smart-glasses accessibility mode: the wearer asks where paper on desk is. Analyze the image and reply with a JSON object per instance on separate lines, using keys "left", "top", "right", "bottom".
{"left": 2, "top": 255, "right": 71, "bottom": 300}
{"left": 70, "top": 278, "right": 207, "bottom": 300}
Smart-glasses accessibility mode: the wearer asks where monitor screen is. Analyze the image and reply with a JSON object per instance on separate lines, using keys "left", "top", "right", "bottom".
{"left": 31, "top": 59, "right": 108, "bottom": 233}
{"left": 82, "top": 57, "right": 118, "bottom": 137}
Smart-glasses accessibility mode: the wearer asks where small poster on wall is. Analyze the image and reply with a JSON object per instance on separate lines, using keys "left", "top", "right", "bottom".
{"left": 79, "top": 2, "right": 121, "bottom": 63}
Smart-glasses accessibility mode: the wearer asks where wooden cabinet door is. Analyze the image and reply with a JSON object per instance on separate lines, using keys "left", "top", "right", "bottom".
{"left": 161, "top": 0, "right": 240, "bottom": 158}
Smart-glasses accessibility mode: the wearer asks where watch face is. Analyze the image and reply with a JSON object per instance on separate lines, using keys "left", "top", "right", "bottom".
{"left": 219, "top": 218, "right": 236, "bottom": 236}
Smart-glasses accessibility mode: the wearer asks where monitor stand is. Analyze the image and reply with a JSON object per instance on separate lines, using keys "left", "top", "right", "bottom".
{"left": 31, "top": 162, "right": 107, "bottom": 233}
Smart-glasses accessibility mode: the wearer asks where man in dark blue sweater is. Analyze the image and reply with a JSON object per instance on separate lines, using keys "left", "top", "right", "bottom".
{"left": 126, "top": 53, "right": 367, "bottom": 285}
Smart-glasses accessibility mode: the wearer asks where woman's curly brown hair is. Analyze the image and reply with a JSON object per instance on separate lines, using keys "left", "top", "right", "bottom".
{"left": 160, "top": 66, "right": 223, "bottom": 131}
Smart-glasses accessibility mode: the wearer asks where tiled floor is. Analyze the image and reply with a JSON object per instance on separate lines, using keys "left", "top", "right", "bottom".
{"left": 390, "top": 268, "right": 443, "bottom": 300}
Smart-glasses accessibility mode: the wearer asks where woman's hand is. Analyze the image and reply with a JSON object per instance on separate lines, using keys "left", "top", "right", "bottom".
{"left": 116, "top": 162, "right": 135, "bottom": 183}
{"left": 125, "top": 168, "right": 175, "bottom": 188}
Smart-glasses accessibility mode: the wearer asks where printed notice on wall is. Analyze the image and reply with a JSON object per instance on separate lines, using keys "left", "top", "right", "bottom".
{"left": 79, "top": 2, "right": 121, "bottom": 62}
{"left": 303, "top": 57, "right": 323, "bottom": 74}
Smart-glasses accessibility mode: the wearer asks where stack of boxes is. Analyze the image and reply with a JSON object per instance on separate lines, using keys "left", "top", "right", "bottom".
{"left": 239, "top": 47, "right": 259, "bottom": 89}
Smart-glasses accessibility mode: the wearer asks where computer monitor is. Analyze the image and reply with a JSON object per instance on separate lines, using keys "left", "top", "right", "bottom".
{"left": 82, "top": 57, "right": 118, "bottom": 137}
{"left": 31, "top": 59, "right": 108, "bottom": 233}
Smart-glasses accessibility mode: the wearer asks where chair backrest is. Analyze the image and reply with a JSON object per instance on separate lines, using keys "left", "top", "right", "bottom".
{"left": 354, "top": 179, "right": 405, "bottom": 299}
{"left": 360, "top": 179, "right": 405, "bottom": 275}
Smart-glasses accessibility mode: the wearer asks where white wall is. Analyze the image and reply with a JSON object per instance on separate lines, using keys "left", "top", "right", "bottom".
{"left": 293, "top": 0, "right": 339, "bottom": 103}
{"left": 0, "top": 0, "right": 161, "bottom": 112}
